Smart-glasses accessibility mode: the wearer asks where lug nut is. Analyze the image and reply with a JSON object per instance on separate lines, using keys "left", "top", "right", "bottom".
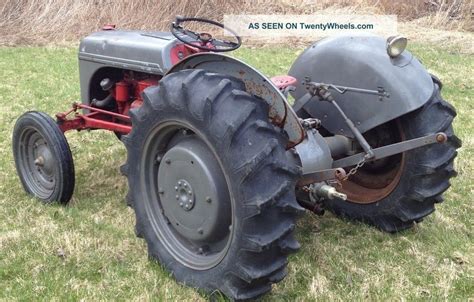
{"left": 206, "top": 197, "right": 212, "bottom": 203}
{"left": 165, "top": 159, "right": 171, "bottom": 164}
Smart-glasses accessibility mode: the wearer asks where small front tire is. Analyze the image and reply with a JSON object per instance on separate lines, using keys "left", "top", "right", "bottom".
{"left": 13, "top": 111, "right": 75, "bottom": 204}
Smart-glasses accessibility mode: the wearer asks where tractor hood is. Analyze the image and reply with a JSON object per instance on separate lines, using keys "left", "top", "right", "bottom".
{"left": 78, "top": 30, "right": 179, "bottom": 105}
{"left": 79, "top": 30, "right": 178, "bottom": 74}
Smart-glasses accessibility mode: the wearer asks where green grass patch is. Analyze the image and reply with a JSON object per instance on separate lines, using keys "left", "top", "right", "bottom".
{"left": 0, "top": 44, "right": 472, "bottom": 300}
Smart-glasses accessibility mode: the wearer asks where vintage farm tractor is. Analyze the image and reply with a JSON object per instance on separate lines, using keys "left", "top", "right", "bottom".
{"left": 12, "top": 17, "right": 460, "bottom": 299}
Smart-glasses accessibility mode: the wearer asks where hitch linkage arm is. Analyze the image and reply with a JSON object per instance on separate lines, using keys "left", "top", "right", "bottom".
{"left": 293, "top": 79, "right": 448, "bottom": 183}
{"left": 333, "top": 132, "right": 448, "bottom": 168}
{"left": 300, "top": 80, "right": 376, "bottom": 159}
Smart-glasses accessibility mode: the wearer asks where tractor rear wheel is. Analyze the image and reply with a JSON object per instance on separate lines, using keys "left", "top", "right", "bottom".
{"left": 322, "top": 79, "right": 461, "bottom": 232}
{"left": 121, "top": 70, "right": 303, "bottom": 299}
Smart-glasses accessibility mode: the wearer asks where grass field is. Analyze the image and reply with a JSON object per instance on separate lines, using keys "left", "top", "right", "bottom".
{"left": 0, "top": 44, "right": 472, "bottom": 301}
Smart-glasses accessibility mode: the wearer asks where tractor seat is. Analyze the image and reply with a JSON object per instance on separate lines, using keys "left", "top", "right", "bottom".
{"left": 270, "top": 75, "right": 298, "bottom": 90}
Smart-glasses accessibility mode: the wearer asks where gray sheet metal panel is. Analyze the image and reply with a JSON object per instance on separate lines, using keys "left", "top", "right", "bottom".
{"left": 167, "top": 53, "right": 305, "bottom": 147}
{"left": 78, "top": 30, "right": 178, "bottom": 104}
{"left": 289, "top": 34, "right": 434, "bottom": 137}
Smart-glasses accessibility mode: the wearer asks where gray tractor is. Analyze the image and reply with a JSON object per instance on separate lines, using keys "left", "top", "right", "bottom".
{"left": 13, "top": 17, "right": 460, "bottom": 300}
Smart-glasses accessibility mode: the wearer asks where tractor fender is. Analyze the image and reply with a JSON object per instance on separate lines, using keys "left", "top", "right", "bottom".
{"left": 288, "top": 34, "right": 434, "bottom": 137}
{"left": 167, "top": 53, "right": 305, "bottom": 148}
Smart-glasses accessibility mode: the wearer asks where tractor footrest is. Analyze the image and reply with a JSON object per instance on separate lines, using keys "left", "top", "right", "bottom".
{"left": 271, "top": 75, "right": 297, "bottom": 90}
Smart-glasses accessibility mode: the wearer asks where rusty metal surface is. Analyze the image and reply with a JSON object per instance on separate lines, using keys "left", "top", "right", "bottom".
{"left": 167, "top": 53, "right": 305, "bottom": 148}
{"left": 338, "top": 120, "right": 405, "bottom": 204}
{"left": 339, "top": 154, "right": 404, "bottom": 204}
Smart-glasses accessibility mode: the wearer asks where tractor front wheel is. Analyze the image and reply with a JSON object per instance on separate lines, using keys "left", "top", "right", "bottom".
{"left": 12, "top": 111, "right": 75, "bottom": 203}
{"left": 121, "top": 70, "right": 303, "bottom": 299}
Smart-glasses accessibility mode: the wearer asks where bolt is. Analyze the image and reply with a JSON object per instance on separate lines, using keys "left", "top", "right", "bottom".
{"left": 165, "top": 158, "right": 171, "bottom": 164}
{"left": 182, "top": 129, "right": 188, "bottom": 135}
{"left": 175, "top": 186, "right": 178, "bottom": 191}
{"left": 183, "top": 183, "right": 187, "bottom": 188}
{"left": 158, "top": 188, "right": 164, "bottom": 194}
{"left": 179, "top": 202, "right": 184, "bottom": 207}
{"left": 188, "top": 191, "right": 192, "bottom": 195}
{"left": 155, "top": 155, "right": 162, "bottom": 163}
{"left": 188, "top": 199, "right": 193, "bottom": 204}
{"left": 198, "top": 228, "right": 204, "bottom": 235}
{"left": 198, "top": 245, "right": 209, "bottom": 254}
{"left": 436, "top": 133, "right": 447, "bottom": 143}
{"left": 176, "top": 195, "right": 179, "bottom": 200}
{"left": 34, "top": 156, "right": 44, "bottom": 167}
{"left": 178, "top": 181, "right": 182, "bottom": 185}
{"left": 185, "top": 204, "right": 189, "bottom": 209}
{"left": 206, "top": 197, "right": 212, "bottom": 203}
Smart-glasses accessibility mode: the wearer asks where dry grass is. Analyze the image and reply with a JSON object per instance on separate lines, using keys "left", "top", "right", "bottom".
{"left": 0, "top": 0, "right": 472, "bottom": 46}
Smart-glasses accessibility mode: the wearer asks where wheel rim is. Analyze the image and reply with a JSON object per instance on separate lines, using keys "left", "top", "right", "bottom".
{"left": 17, "top": 127, "right": 56, "bottom": 200}
{"left": 141, "top": 122, "right": 233, "bottom": 270}
{"left": 339, "top": 120, "right": 405, "bottom": 204}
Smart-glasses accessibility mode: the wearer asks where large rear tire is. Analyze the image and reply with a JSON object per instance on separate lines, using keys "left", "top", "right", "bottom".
{"left": 121, "top": 70, "right": 303, "bottom": 299}
{"left": 300, "top": 79, "right": 460, "bottom": 232}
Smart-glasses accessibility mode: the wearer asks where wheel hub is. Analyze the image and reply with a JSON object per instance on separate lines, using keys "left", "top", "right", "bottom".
{"left": 175, "top": 179, "right": 195, "bottom": 211}
{"left": 22, "top": 132, "right": 56, "bottom": 196}
{"left": 34, "top": 143, "right": 54, "bottom": 177}
{"left": 157, "top": 135, "right": 231, "bottom": 243}
{"left": 340, "top": 120, "right": 405, "bottom": 204}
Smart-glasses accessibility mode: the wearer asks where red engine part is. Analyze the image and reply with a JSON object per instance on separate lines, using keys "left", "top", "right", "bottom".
{"left": 56, "top": 73, "right": 160, "bottom": 134}
{"left": 115, "top": 81, "right": 129, "bottom": 102}
{"left": 115, "top": 81, "right": 129, "bottom": 114}
{"left": 132, "top": 78, "right": 158, "bottom": 109}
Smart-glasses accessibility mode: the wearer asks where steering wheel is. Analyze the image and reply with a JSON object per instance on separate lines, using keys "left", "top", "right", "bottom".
{"left": 171, "top": 16, "right": 241, "bottom": 52}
